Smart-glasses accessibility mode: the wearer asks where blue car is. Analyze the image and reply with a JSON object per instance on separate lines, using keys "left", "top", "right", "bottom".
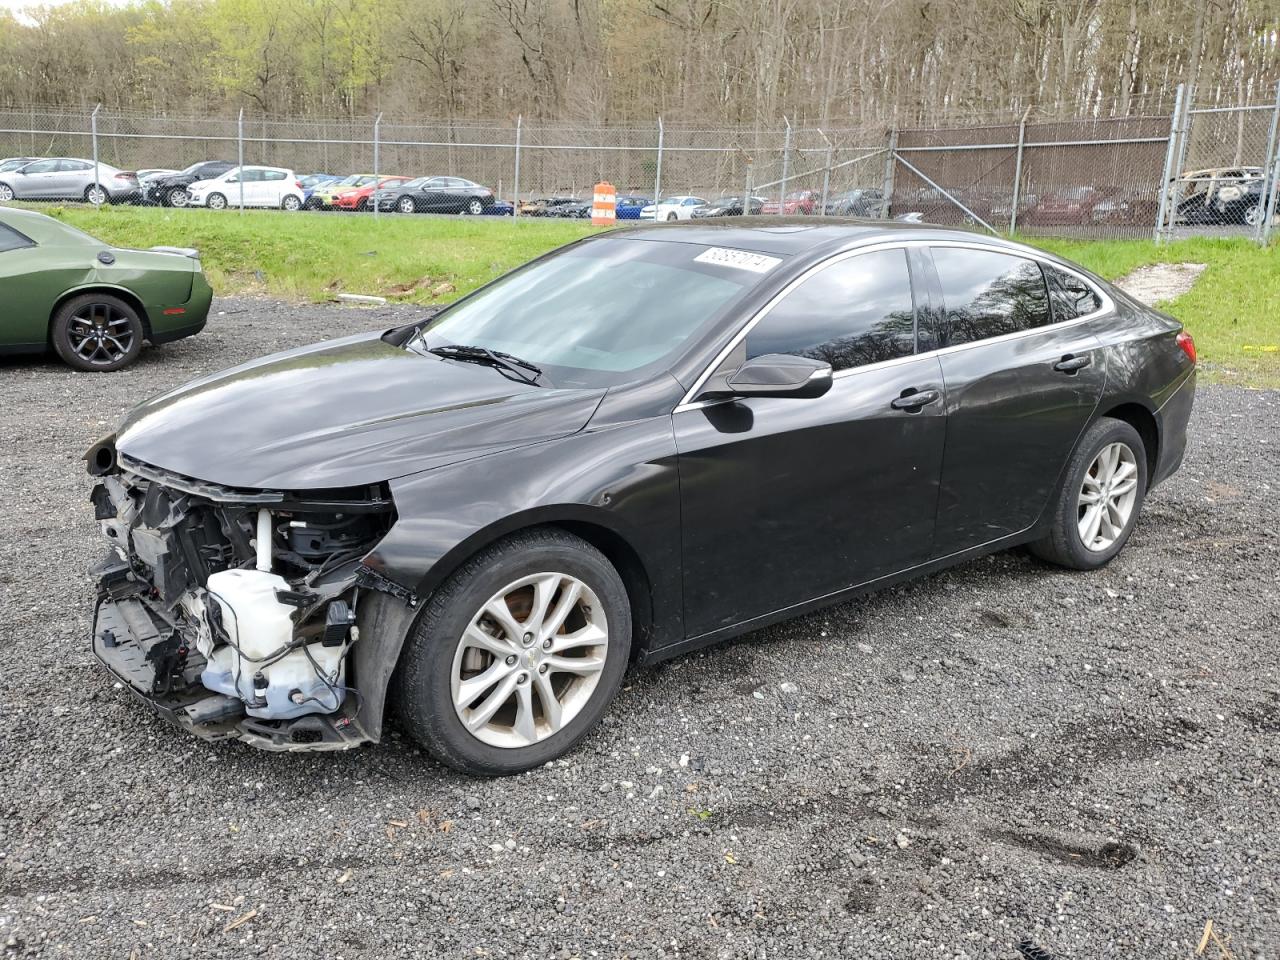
{"left": 615, "top": 196, "right": 652, "bottom": 220}
{"left": 483, "top": 199, "right": 515, "bottom": 216}
{"left": 300, "top": 174, "right": 343, "bottom": 210}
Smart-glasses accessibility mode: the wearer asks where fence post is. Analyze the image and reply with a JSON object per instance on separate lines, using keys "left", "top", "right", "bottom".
{"left": 1162, "top": 85, "right": 1194, "bottom": 243}
{"left": 818, "top": 129, "right": 833, "bottom": 213}
{"left": 90, "top": 104, "right": 101, "bottom": 208}
{"left": 743, "top": 154, "right": 753, "bottom": 211}
{"left": 1255, "top": 81, "right": 1280, "bottom": 244}
{"left": 654, "top": 117, "right": 664, "bottom": 205}
{"left": 881, "top": 129, "right": 897, "bottom": 218}
{"left": 513, "top": 115, "right": 522, "bottom": 217}
{"left": 237, "top": 108, "right": 245, "bottom": 214}
{"left": 1009, "top": 106, "right": 1031, "bottom": 236}
{"left": 1153, "top": 85, "right": 1183, "bottom": 243}
{"left": 777, "top": 118, "right": 792, "bottom": 215}
{"left": 372, "top": 113, "right": 382, "bottom": 219}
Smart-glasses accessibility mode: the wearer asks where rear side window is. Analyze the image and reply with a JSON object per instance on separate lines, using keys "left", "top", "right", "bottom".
{"left": 746, "top": 248, "right": 917, "bottom": 371}
{"left": 932, "top": 247, "right": 1051, "bottom": 346}
{"left": 263, "top": 170, "right": 287, "bottom": 181}
{"left": 0, "top": 222, "right": 34, "bottom": 253}
{"left": 1042, "top": 263, "right": 1102, "bottom": 321}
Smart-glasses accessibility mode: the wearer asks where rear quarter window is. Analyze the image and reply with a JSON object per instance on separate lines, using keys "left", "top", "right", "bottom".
{"left": 0, "top": 222, "right": 35, "bottom": 253}
{"left": 1042, "top": 263, "right": 1103, "bottom": 321}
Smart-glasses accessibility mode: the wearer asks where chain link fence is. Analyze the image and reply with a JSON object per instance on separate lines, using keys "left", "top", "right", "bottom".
{"left": 2, "top": 84, "right": 1279, "bottom": 242}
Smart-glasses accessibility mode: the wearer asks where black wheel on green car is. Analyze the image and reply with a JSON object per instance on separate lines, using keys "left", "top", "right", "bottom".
{"left": 51, "top": 294, "right": 144, "bottom": 372}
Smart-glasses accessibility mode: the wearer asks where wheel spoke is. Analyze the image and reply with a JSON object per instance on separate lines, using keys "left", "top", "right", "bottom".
{"left": 465, "top": 672, "right": 519, "bottom": 731}
{"left": 533, "top": 671, "right": 563, "bottom": 733}
{"left": 544, "top": 654, "right": 604, "bottom": 676}
{"left": 550, "top": 622, "right": 606, "bottom": 654}
{"left": 76, "top": 338, "right": 96, "bottom": 357}
{"left": 1109, "top": 478, "right": 1137, "bottom": 498}
{"left": 1080, "top": 503, "right": 1104, "bottom": 547}
{"left": 1111, "top": 460, "right": 1135, "bottom": 484}
{"left": 525, "top": 574, "right": 560, "bottom": 634}
{"left": 455, "top": 658, "right": 514, "bottom": 709}
{"left": 461, "top": 622, "right": 514, "bottom": 659}
{"left": 482, "top": 597, "right": 524, "bottom": 643}
{"left": 540, "top": 579, "right": 582, "bottom": 641}
{"left": 513, "top": 682, "right": 537, "bottom": 743}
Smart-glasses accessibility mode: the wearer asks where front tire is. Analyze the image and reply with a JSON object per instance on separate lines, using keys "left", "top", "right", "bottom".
{"left": 466, "top": 197, "right": 485, "bottom": 216}
{"left": 396, "top": 528, "right": 631, "bottom": 776}
{"left": 0, "top": 183, "right": 13, "bottom": 202}
{"left": 1030, "top": 417, "right": 1148, "bottom": 570}
{"left": 167, "top": 187, "right": 189, "bottom": 208}
{"left": 51, "top": 294, "right": 144, "bottom": 372}
{"left": 206, "top": 192, "right": 227, "bottom": 211}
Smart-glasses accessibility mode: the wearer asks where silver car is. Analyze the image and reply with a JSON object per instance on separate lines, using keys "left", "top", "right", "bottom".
{"left": 0, "top": 158, "right": 139, "bottom": 204}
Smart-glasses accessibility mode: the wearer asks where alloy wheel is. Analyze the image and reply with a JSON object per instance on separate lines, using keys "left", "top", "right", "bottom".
{"left": 1077, "top": 441, "right": 1139, "bottom": 552}
{"left": 207, "top": 193, "right": 227, "bottom": 210}
{"left": 168, "top": 188, "right": 189, "bottom": 208}
{"left": 1245, "top": 204, "right": 1263, "bottom": 227}
{"left": 282, "top": 195, "right": 301, "bottom": 211}
{"left": 451, "top": 572, "right": 609, "bottom": 749}
{"left": 86, "top": 186, "right": 107, "bottom": 205}
{"left": 399, "top": 197, "right": 415, "bottom": 214}
{"left": 0, "top": 184, "right": 13, "bottom": 202}
{"left": 66, "top": 303, "right": 135, "bottom": 367}
{"left": 468, "top": 198, "right": 484, "bottom": 215}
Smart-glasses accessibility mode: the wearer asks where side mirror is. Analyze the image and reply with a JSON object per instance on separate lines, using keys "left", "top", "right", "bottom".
{"left": 723, "top": 353, "right": 833, "bottom": 399}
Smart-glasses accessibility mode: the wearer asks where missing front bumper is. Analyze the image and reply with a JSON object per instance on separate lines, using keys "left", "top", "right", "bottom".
{"left": 93, "top": 596, "right": 372, "bottom": 752}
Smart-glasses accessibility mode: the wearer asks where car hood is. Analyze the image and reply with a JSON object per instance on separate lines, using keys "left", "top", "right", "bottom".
{"left": 115, "top": 333, "right": 607, "bottom": 490}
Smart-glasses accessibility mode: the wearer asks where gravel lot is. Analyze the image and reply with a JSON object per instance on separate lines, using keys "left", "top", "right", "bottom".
{"left": 2, "top": 298, "right": 1278, "bottom": 960}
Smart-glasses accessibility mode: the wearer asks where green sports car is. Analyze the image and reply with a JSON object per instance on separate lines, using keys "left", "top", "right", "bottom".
{"left": 0, "top": 207, "right": 213, "bottom": 371}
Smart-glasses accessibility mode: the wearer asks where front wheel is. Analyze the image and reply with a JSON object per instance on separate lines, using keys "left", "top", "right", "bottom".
{"left": 466, "top": 197, "right": 485, "bottom": 216}
{"left": 167, "top": 187, "right": 189, "bottom": 208}
{"left": 1030, "top": 417, "right": 1148, "bottom": 570}
{"left": 51, "top": 294, "right": 144, "bottom": 372}
{"left": 0, "top": 183, "right": 13, "bottom": 202}
{"left": 206, "top": 192, "right": 227, "bottom": 211}
{"left": 395, "top": 528, "right": 631, "bottom": 776}
{"left": 1244, "top": 203, "right": 1265, "bottom": 227}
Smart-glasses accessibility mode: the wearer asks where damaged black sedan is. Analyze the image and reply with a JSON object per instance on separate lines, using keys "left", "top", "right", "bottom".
{"left": 88, "top": 220, "right": 1196, "bottom": 775}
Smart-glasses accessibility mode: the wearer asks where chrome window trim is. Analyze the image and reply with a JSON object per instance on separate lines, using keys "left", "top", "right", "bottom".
{"left": 673, "top": 238, "right": 1112, "bottom": 413}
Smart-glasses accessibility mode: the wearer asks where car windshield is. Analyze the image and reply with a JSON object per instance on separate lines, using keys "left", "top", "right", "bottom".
{"left": 179, "top": 163, "right": 209, "bottom": 176}
{"left": 411, "top": 237, "right": 778, "bottom": 387}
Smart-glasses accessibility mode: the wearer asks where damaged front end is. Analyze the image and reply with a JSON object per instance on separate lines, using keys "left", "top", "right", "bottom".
{"left": 88, "top": 442, "right": 397, "bottom": 751}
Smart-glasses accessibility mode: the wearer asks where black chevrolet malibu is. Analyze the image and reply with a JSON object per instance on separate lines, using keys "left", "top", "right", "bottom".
{"left": 87, "top": 219, "right": 1196, "bottom": 775}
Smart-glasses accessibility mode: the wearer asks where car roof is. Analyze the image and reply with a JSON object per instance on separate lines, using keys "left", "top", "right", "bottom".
{"left": 0, "top": 205, "right": 96, "bottom": 244}
{"left": 608, "top": 217, "right": 1001, "bottom": 256}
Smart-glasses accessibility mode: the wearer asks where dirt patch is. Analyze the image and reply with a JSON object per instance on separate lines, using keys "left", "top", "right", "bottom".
{"left": 1114, "top": 261, "right": 1206, "bottom": 305}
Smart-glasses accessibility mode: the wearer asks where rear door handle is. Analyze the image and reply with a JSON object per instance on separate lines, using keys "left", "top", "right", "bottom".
{"left": 1054, "top": 354, "right": 1091, "bottom": 373}
{"left": 890, "top": 388, "right": 940, "bottom": 411}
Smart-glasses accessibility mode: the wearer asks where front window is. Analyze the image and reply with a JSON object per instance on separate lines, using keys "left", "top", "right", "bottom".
{"left": 412, "top": 237, "right": 779, "bottom": 387}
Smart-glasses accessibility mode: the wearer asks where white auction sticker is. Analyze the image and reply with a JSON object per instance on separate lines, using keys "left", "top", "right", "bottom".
{"left": 693, "top": 247, "right": 783, "bottom": 273}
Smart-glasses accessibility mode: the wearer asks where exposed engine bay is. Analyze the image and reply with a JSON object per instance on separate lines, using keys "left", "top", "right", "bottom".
{"left": 89, "top": 448, "right": 396, "bottom": 750}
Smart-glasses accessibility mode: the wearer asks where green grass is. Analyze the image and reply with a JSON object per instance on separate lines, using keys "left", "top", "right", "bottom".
{"left": 35, "top": 204, "right": 596, "bottom": 305}
{"left": 27, "top": 205, "right": 1280, "bottom": 387}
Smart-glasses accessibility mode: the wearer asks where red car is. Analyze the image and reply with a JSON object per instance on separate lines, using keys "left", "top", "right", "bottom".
{"left": 332, "top": 175, "right": 411, "bottom": 211}
{"left": 761, "top": 190, "right": 819, "bottom": 215}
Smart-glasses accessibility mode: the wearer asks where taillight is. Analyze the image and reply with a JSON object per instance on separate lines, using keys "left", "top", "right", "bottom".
{"left": 1176, "top": 331, "right": 1197, "bottom": 364}
{"left": 295, "top": 181, "right": 303, "bottom": 189}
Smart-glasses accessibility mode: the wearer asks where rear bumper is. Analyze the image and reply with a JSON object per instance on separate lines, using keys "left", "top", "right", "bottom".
{"left": 150, "top": 272, "right": 213, "bottom": 344}
{"left": 1153, "top": 369, "right": 1196, "bottom": 487}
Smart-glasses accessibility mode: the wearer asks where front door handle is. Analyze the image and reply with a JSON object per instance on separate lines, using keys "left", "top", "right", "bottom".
{"left": 890, "top": 388, "right": 940, "bottom": 411}
{"left": 1054, "top": 354, "right": 1091, "bottom": 373}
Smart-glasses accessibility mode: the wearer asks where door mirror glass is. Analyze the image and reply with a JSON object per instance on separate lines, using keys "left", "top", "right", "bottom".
{"left": 724, "top": 354, "right": 833, "bottom": 399}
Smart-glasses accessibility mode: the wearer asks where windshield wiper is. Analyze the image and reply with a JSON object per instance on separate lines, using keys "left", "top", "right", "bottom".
{"left": 426, "top": 344, "right": 546, "bottom": 386}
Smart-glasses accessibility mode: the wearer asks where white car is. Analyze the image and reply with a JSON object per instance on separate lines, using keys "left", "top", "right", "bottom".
{"left": 186, "top": 166, "right": 305, "bottom": 211}
{"left": 639, "top": 195, "right": 709, "bottom": 221}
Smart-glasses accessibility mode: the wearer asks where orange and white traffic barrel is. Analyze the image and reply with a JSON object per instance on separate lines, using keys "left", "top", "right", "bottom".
{"left": 591, "top": 182, "right": 617, "bottom": 226}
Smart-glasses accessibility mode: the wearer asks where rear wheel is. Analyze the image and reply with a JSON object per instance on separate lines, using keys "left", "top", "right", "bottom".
{"left": 51, "top": 294, "right": 144, "bottom": 372}
{"left": 1030, "top": 417, "right": 1148, "bottom": 570}
{"left": 666, "top": 211, "right": 678, "bottom": 221}
{"left": 85, "top": 185, "right": 107, "bottom": 205}
{"left": 396, "top": 528, "right": 631, "bottom": 776}
{"left": 281, "top": 194, "right": 301, "bottom": 211}
{"left": 398, "top": 196, "right": 416, "bottom": 214}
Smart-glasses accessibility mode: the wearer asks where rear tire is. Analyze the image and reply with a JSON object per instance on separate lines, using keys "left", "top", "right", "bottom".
{"left": 51, "top": 294, "right": 144, "bottom": 372}
{"left": 85, "top": 185, "right": 107, "bottom": 205}
{"left": 398, "top": 196, "right": 416, "bottom": 214}
{"left": 666, "top": 212, "right": 678, "bottom": 221}
{"left": 1030, "top": 417, "right": 1148, "bottom": 570}
{"left": 395, "top": 528, "right": 631, "bottom": 776}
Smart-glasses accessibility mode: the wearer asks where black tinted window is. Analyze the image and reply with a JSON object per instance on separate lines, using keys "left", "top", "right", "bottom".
{"left": 1042, "top": 263, "right": 1102, "bottom": 321}
{"left": 746, "top": 248, "right": 916, "bottom": 371}
{"left": 0, "top": 222, "right": 34, "bottom": 252}
{"left": 932, "top": 248, "right": 1050, "bottom": 346}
